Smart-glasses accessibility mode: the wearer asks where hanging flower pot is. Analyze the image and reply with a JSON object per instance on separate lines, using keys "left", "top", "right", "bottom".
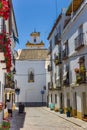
{"left": 74, "top": 68, "right": 79, "bottom": 73}
{"left": 15, "top": 88, "right": 20, "bottom": 95}
{"left": 0, "top": 102, "right": 3, "bottom": 112}
{"left": 80, "top": 66, "right": 86, "bottom": 74}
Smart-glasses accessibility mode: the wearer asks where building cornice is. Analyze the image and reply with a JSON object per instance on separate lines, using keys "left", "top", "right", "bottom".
{"left": 47, "top": 14, "right": 62, "bottom": 40}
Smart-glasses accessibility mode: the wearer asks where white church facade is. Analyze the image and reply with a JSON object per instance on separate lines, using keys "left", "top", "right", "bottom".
{"left": 15, "top": 31, "right": 48, "bottom": 106}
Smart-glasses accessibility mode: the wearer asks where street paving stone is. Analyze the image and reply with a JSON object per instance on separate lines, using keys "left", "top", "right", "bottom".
{"left": 10, "top": 107, "right": 87, "bottom": 130}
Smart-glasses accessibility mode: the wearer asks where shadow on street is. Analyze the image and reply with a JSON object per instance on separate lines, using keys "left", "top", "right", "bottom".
{"left": 10, "top": 109, "right": 26, "bottom": 130}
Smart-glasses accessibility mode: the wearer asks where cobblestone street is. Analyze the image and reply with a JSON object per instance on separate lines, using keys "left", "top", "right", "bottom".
{"left": 10, "top": 107, "right": 87, "bottom": 130}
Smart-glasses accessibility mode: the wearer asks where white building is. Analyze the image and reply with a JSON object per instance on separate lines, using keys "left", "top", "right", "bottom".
{"left": 0, "top": 0, "right": 18, "bottom": 123}
{"left": 15, "top": 31, "right": 48, "bottom": 106}
{"left": 62, "top": 0, "right": 87, "bottom": 119}
{"left": 47, "top": 0, "right": 87, "bottom": 120}
{"left": 47, "top": 9, "right": 66, "bottom": 109}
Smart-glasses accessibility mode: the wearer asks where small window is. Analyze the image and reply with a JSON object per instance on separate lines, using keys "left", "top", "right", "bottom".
{"left": 28, "top": 71, "right": 34, "bottom": 82}
{"left": 34, "top": 38, "right": 36, "bottom": 43}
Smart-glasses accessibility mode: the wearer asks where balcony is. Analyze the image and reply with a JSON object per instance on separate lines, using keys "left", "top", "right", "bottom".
{"left": 63, "top": 72, "right": 69, "bottom": 86}
{"left": 48, "top": 82, "right": 53, "bottom": 90}
{"left": 55, "top": 79, "right": 61, "bottom": 90}
{"left": 4, "top": 82, "right": 15, "bottom": 89}
{"left": 75, "top": 33, "right": 84, "bottom": 50}
{"left": 4, "top": 73, "right": 15, "bottom": 89}
{"left": 55, "top": 33, "right": 61, "bottom": 45}
{"left": 48, "top": 65, "right": 52, "bottom": 72}
{"left": 62, "top": 49, "right": 69, "bottom": 60}
{"left": 63, "top": 79, "right": 69, "bottom": 86}
{"left": 74, "top": 67, "right": 87, "bottom": 84}
{"left": 54, "top": 54, "right": 62, "bottom": 65}
{"left": 76, "top": 73, "right": 86, "bottom": 84}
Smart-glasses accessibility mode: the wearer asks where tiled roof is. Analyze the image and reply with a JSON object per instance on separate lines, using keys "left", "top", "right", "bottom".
{"left": 16, "top": 49, "right": 48, "bottom": 60}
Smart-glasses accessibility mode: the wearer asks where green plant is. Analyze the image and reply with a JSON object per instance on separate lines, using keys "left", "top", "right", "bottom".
{"left": 66, "top": 106, "right": 72, "bottom": 112}
{"left": 59, "top": 108, "right": 64, "bottom": 114}
{"left": 66, "top": 106, "right": 72, "bottom": 117}
{"left": 80, "top": 66, "right": 86, "bottom": 73}
{"left": 76, "top": 75, "right": 82, "bottom": 84}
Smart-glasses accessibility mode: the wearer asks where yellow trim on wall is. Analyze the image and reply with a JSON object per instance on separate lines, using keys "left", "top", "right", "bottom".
{"left": 64, "top": 108, "right": 67, "bottom": 113}
{"left": 30, "top": 32, "right": 40, "bottom": 37}
{"left": 26, "top": 42, "right": 44, "bottom": 46}
{"left": 61, "top": 108, "right": 82, "bottom": 119}
{"left": 72, "top": 109, "right": 77, "bottom": 117}
{"left": 77, "top": 111, "right": 82, "bottom": 119}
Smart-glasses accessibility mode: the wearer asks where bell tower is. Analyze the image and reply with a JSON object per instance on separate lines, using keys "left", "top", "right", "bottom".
{"left": 26, "top": 30, "right": 44, "bottom": 49}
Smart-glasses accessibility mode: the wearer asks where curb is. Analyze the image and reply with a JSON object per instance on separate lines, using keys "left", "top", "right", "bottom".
{"left": 42, "top": 107, "right": 87, "bottom": 129}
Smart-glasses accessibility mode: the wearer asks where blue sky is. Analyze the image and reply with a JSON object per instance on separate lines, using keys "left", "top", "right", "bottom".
{"left": 12, "top": 0, "right": 71, "bottom": 50}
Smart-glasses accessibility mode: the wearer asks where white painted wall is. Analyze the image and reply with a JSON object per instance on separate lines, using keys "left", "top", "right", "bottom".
{"left": 62, "top": 2, "right": 87, "bottom": 84}
{"left": 15, "top": 60, "right": 47, "bottom": 104}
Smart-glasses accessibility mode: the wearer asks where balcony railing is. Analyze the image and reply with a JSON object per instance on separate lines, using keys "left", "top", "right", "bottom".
{"left": 62, "top": 49, "right": 69, "bottom": 60}
{"left": 54, "top": 54, "right": 62, "bottom": 65}
{"left": 76, "top": 74, "right": 86, "bottom": 84}
{"left": 55, "top": 79, "right": 61, "bottom": 90}
{"left": 4, "top": 82, "right": 15, "bottom": 89}
{"left": 63, "top": 79, "right": 69, "bottom": 86}
{"left": 63, "top": 71, "right": 69, "bottom": 86}
{"left": 75, "top": 33, "right": 84, "bottom": 50}
{"left": 48, "top": 82, "right": 53, "bottom": 90}
{"left": 55, "top": 33, "right": 61, "bottom": 45}
{"left": 48, "top": 65, "right": 52, "bottom": 72}
{"left": 75, "top": 67, "right": 87, "bottom": 84}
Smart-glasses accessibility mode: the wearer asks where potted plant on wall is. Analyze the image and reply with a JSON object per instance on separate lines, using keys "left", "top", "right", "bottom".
{"left": 54, "top": 56, "right": 59, "bottom": 65}
{"left": 0, "top": 102, "right": 3, "bottom": 112}
{"left": 59, "top": 108, "right": 64, "bottom": 114}
{"left": 15, "top": 88, "right": 20, "bottom": 95}
{"left": 80, "top": 65, "right": 86, "bottom": 74}
{"left": 74, "top": 68, "right": 79, "bottom": 73}
{"left": 66, "top": 106, "right": 72, "bottom": 117}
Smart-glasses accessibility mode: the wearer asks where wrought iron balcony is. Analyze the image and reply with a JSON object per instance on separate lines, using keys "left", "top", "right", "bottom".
{"left": 55, "top": 79, "right": 61, "bottom": 90}
{"left": 54, "top": 54, "right": 62, "bottom": 65}
{"left": 62, "top": 49, "right": 69, "bottom": 60}
{"left": 75, "top": 33, "right": 84, "bottom": 50}
{"left": 75, "top": 68, "right": 87, "bottom": 84}
{"left": 48, "top": 82, "right": 53, "bottom": 90}
{"left": 63, "top": 79, "right": 69, "bottom": 86}
{"left": 4, "top": 82, "right": 15, "bottom": 89}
